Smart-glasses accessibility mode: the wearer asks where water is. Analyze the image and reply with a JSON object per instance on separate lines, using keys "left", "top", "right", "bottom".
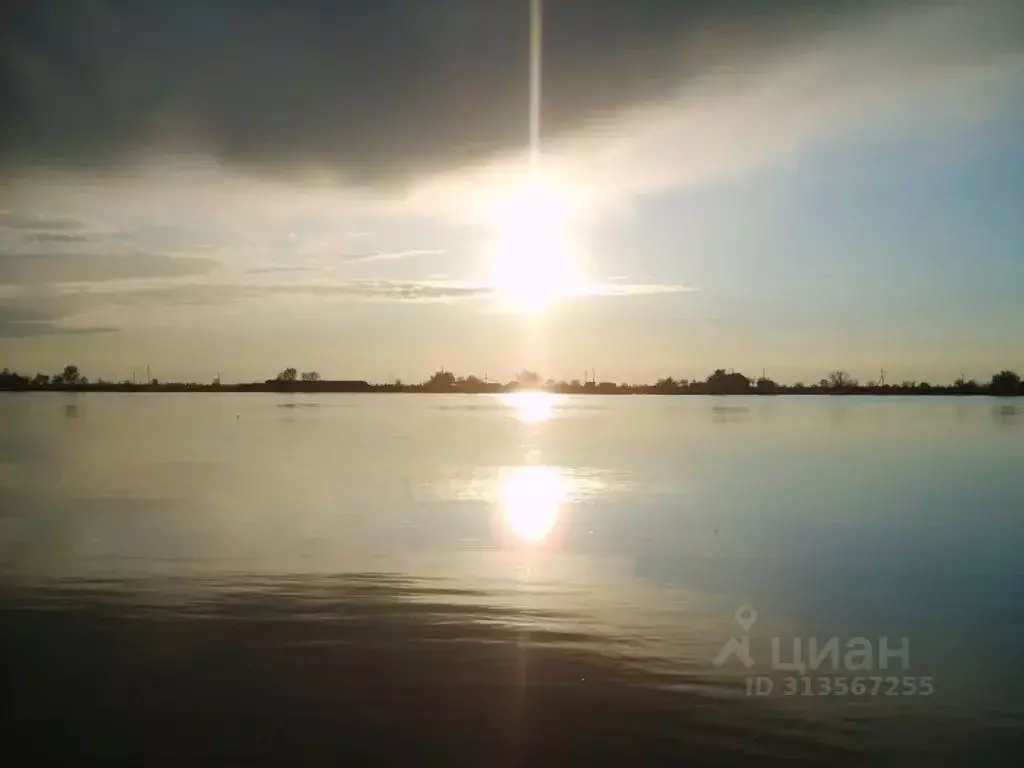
{"left": 1, "top": 393, "right": 1022, "bottom": 764}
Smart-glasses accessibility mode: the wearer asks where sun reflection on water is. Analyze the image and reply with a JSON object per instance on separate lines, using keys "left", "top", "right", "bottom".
{"left": 502, "top": 391, "right": 565, "bottom": 424}
{"left": 497, "top": 465, "right": 566, "bottom": 544}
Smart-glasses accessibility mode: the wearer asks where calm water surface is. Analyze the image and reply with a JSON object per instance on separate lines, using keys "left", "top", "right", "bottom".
{"left": 1, "top": 393, "right": 1022, "bottom": 764}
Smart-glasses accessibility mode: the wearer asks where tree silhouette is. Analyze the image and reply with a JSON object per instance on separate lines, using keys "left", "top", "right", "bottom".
{"left": 991, "top": 370, "right": 1021, "bottom": 396}
{"left": 953, "top": 376, "right": 978, "bottom": 393}
{"left": 276, "top": 368, "right": 298, "bottom": 382}
{"left": 56, "top": 365, "right": 82, "bottom": 385}
{"left": 426, "top": 369, "right": 456, "bottom": 389}
{"left": 0, "top": 368, "right": 29, "bottom": 389}
{"left": 300, "top": 371, "right": 321, "bottom": 382}
{"left": 827, "top": 370, "right": 855, "bottom": 389}
{"left": 706, "top": 369, "right": 750, "bottom": 394}
{"left": 517, "top": 370, "right": 541, "bottom": 387}
{"left": 31, "top": 373, "right": 50, "bottom": 387}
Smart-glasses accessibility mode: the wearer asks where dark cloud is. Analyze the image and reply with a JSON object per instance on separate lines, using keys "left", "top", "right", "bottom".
{"left": 0, "top": 251, "right": 216, "bottom": 284}
{"left": 0, "top": 211, "right": 87, "bottom": 231}
{"left": 0, "top": 277, "right": 488, "bottom": 342}
{"left": 0, "top": 294, "right": 116, "bottom": 336}
{"left": 0, "top": 281, "right": 248, "bottom": 338}
{"left": 0, "top": 298, "right": 69, "bottom": 324}
{"left": 0, "top": 322, "right": 116, "bottom": 338}
{"left": 108, "top": 224, "right": 217, "bottom": 250}
{"left": 0, "top": 282, "right": 243, "bottom": 333}
{"left": 1, "top": 277, "right": 691, "bottom": 323}
{"left": 98, "top": 283, "right": 247, "bottom": 307}
{"left": 0, "top": 0, "right": 926, "bottom": 185}
{"left": 23, "top": 232, "right": 92, "bottom": 243}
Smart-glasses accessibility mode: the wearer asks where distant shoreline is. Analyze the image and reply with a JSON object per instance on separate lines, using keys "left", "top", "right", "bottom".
{"left": 2, "top": 383, "right": 1022, "bottom": 397}
{"left": 3, "top": 366, "right": 1022, "bottom": 396}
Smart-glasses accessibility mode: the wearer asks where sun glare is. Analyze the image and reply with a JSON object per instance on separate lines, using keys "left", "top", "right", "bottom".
{"left": 488, "top": 178, "right": 580, "bottom": 313}
{"left": 503, "top": 390, "right": 564, "bottom": 424}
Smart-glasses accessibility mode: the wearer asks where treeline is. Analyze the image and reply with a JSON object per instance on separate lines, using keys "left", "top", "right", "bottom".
{"left": 2, "top": 365, "right": 1022, "bottom": 396}
{"left": 0, "top": 365, "right": 368, "bottom": 393}
{"left": 409, "top": 367, "right": 1024, "bottom": 396}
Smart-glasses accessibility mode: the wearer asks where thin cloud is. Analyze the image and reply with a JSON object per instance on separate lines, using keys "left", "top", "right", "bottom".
{"left": 341, "top": 249, "right": 445, "bottom": 264}
{"left": 0, "top": 274, "right": 696, "bottom": 340}
{"left": 246, "top": 265, "right": 313, "bottom": 274}
{"left": 260, "top": 278, "right": 693, "bottom": 302}
{"left": 68, "top": 277, "right": 694, "bottom": 305}
{"left": 577, "top": 283, "right": 696, "bottom": 297}
{"left": 263, "top": 279, "right": 491, "bottom": 303}
{"left": 18, "top": 279, "right": 490, "bottom": 308}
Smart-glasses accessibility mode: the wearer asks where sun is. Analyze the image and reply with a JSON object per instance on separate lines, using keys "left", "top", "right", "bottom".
{"left": 487, "top": 177, "right": 580, "bottom": 313}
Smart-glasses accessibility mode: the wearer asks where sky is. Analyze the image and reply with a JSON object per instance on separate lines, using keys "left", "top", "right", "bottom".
{"left": 1, "top": 0, "right": 1022, "bottom": 385}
